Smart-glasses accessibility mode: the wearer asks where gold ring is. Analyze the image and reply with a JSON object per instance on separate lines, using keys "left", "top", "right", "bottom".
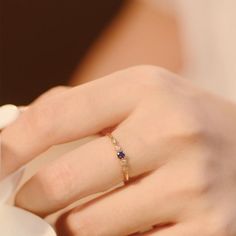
{"left": 107, "top": 133, "right": 130, "bottom": 183}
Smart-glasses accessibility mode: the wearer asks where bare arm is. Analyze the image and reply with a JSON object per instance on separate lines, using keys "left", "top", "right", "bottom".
{"left": 71, "top": 0, "right": 182, "bottom": 85}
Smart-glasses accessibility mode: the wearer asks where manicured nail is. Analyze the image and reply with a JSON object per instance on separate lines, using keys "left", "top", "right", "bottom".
{"left": 0, "top": 104, "right": 20, "bottom": 130}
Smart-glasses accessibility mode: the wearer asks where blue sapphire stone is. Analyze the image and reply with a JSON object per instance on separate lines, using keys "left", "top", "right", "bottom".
{"left": 117, "top": 151, "right": 126, "bottom": 159}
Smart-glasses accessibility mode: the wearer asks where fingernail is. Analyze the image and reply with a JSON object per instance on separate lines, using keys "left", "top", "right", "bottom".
{"left": 0, "top": 104, "right": 20, "bottom": 130}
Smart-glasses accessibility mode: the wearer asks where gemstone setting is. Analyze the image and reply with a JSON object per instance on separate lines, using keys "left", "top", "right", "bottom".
{"left": 117, "top": 151, "right": 126, "bottom": 159}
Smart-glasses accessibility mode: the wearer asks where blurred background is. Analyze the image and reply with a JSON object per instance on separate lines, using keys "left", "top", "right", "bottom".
{"left": 1, "top": 0, "right": 182, "bottom": 105}
{"left": 2, "top": 1, "right": 236, "bottom": 106}
{"left": 0, "top": 0, "right": 124, "bottom": 104}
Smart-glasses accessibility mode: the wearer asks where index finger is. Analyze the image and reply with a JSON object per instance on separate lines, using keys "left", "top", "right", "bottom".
{"left": 1, "top": 67, "right": 150, "bottom": 176}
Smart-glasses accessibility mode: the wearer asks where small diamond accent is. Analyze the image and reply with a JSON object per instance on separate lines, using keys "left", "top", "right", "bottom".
{"left": 117, "top": 151, "right": 126, "bottom": 159}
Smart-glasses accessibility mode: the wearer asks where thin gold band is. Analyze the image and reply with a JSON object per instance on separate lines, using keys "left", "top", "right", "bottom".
{"left": 107, "top": 133, "right": 130, "bottom": 183}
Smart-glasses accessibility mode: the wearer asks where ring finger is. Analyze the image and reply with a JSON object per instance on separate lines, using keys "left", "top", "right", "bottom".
{"left": 15, "top": 124, "right": 162, "bottom": 216}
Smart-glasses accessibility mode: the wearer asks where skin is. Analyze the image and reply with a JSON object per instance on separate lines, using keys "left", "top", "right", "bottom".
{"left": 2, "top": 65, "right": 236, "bottom": 235}
{"left": 71, "top": 0, "right": 182, "bottom": 85}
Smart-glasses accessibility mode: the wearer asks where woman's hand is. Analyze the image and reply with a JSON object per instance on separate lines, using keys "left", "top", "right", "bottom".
{"left": 2, "top": 65, "right": 236, "bottom": 236}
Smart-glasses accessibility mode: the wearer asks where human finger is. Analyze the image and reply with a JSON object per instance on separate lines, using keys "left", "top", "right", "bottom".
{"left": 139, "top": 222, "right": 200, "bottom": 236}
{"left": 54, "top": 166, "right": 194, "bottom": 236}
{"left": 2, "top": 66, "right": 155, "bottom": 176}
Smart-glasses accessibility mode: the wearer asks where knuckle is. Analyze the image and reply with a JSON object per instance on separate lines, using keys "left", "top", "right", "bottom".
{"left": 26, "top": 101, "right": 57, "bottom": 141}
{"left": 128, "top": 64, "right": 171, "bottom": 78}
{"left": 35, "top": 163, "right": 73, "bottom": 203}
{"left": 126, "top": 65, "right": 175, "bottom": 92}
